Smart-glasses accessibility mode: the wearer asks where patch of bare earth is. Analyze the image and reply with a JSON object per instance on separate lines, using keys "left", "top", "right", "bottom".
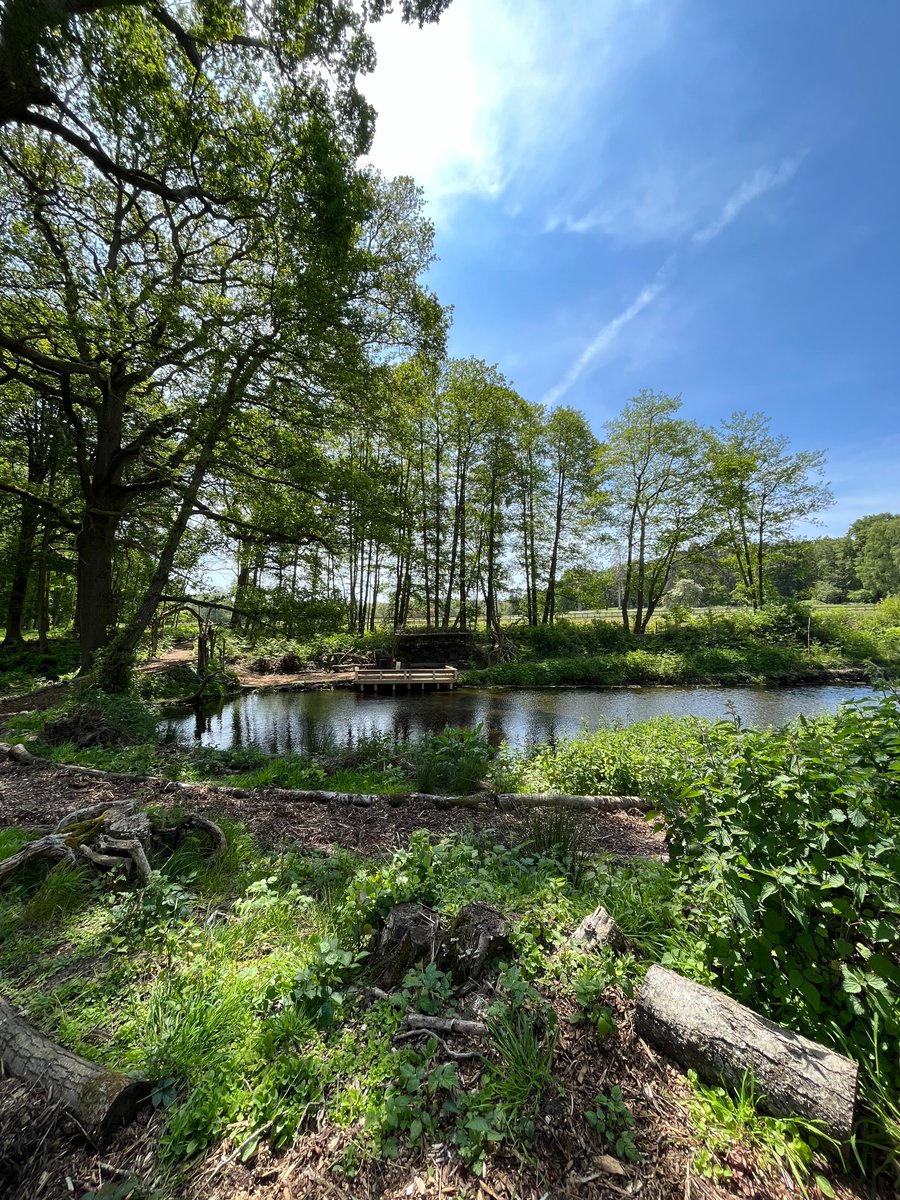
{"left": 0, "top": 761, "right": 664, "bottom": 860}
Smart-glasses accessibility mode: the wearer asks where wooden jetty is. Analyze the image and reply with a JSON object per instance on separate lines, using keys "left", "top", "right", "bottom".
{"left": 354, "top": 666, "right": 458, "bottom": 693}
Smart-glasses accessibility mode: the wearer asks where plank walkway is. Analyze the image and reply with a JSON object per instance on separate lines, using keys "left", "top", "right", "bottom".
{"left": 353, "top": 667, "right": 458, "bottom": 693}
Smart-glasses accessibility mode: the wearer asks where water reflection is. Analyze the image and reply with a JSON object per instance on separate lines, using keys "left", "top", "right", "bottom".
{"left": 163, "top": 684, "right": 875, "bottom": 753}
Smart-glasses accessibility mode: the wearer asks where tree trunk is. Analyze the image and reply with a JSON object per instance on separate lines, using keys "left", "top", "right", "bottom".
{"left": 636, "top": 965, "right": 858, "bottom": 1140}
{"left": 1, "top": 498, "right": 40, "bottom": 646}
{"left": 75, "top": 508, "right": 120, "bottom": 671}
{"left": 542, "top": 467, "right": 565, "bottom": 625}
{"left": 0, "top": 994, "right": 151, "bottom": 1145}
{"left": 35, "top": 513, "right": 53, "bottom": 652}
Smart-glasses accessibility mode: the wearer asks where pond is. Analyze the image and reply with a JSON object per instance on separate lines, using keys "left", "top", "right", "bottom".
{"left": 162, "top": 683, "right": 875, "bottom": 754}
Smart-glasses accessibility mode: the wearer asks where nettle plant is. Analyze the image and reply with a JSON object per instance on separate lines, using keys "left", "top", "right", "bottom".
{"left": 666, "top": 694, "right": 900, "bottom": 1082}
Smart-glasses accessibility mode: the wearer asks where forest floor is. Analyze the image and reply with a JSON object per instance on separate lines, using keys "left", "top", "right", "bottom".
{"left": 0, "top": 758, "right": 664, "bottom": 860}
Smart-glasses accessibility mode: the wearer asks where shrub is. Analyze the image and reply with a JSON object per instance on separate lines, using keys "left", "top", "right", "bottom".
{"left": 42, "top": 690, "right": 159, "bottom": 747}
{"left": 665, "top": 693, "right": 900, "bottom": 1161}
{"left": 412, "top": 724, "right": 491, "bottom": 795}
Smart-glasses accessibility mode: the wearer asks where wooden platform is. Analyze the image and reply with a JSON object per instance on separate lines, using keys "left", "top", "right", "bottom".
{"left": 353, "top": 667, "right": 458, "bottom": 693}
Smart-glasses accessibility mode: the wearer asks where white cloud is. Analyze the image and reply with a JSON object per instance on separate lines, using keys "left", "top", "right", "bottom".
{"left": 692, "top": 157, "right": 799, "bottom": 243}
{"left": 543, "top": 274, "right": 666, "bottom": 406}
{"left": 361, "top": 0, "right": 672, "bottom": 216}
{"left": 547, "top": 156, "right": 802, "bottom": 246}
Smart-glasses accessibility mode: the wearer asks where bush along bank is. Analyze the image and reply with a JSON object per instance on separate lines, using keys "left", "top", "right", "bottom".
{"left": 462, "top": 603, "right": 899, "bottom": 687}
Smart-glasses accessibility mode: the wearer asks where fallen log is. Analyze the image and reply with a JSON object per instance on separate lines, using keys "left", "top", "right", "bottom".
{"left": 404, "top": 1013, "right": 488, "bottom": 1039}
{"left": 497, "top": 793, "right": 652, "bottom": 813}
{"left": 0, "top": 995, "right": 151, "bottom": 1144}
{"left": 0, "top": 745, "right": 654, "bottom": 813}
{"left": 635, "top": 965, "right": 858, "bottom": 1140}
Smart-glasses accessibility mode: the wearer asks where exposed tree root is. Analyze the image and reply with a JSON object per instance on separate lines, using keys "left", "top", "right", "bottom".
{"left": 0, "top": 791, "right": 226, "bottom": 890}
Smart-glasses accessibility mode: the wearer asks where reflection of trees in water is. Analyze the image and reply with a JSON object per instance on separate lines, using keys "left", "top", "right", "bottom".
{"left": 169, "top": 686, "right": 872, "bottom": 754}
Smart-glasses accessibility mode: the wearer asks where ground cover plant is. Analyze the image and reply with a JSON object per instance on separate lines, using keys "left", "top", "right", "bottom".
{"left": 0, "top": 639, "right": 80, "bottom": 698}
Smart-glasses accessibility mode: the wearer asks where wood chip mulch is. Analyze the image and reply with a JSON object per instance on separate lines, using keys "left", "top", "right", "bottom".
{"left": 0, "top": 760, "right": 665, "bottom": 861}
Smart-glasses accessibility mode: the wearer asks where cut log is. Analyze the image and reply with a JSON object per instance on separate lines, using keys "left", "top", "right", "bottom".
{"left": 636, "top": 965, "right": 858, "bottom": 1140}
{"left": 569, "top": 904, "right": 629, "bottom": 953}
{"left": 497, "top": 793, "right": 651, "bottom": 813}
{"left": 440, "top": 902, "right": 510, "bottom": 983}
{"left": 0, "top": 994, "right": 151, "bottom": 1145}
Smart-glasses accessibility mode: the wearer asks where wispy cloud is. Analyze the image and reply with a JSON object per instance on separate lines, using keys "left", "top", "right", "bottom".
{"left": 362, "top": 0, "right": 674, "bottom": 217}
{"left": 543, "top": 275, "right": 666, "bottom": 406}
{"left": 692, "top": 158, "right": 799, "bottom": 243}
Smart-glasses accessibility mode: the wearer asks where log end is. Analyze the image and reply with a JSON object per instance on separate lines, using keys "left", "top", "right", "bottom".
{"left": 86, "top": 1073, "right": 155, "bottom": 1146}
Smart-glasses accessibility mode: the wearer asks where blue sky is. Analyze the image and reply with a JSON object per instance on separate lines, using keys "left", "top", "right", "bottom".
{"left": 363, "top": 0, "right": 899, "bottom": 537}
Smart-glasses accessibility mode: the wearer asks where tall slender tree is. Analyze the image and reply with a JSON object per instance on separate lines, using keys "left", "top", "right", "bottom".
{"left": 706, "top": 412, "right": 832, "bottom": 609}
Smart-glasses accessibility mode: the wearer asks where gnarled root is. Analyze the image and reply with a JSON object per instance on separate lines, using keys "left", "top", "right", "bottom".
{"left": 0, "top": 801, "right": 226, "bottom": 891}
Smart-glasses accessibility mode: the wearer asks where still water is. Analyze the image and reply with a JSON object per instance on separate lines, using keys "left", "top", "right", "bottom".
{"left": 163, "top": 684, "right": 874, "bottom": 754}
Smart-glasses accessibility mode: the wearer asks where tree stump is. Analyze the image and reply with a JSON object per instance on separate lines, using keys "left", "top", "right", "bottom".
{"left": 636, "top": 965, "right": 859, "bottom": 1139}
{"left": 568, "top": 904, "right": 629, "bottom": 953}
{"left": 0, "top": 800, "right": 226, "bottom": 891}
{"left": 439, "top": 902, "right": 510, "bottom": 984}
{"left": 0, "top": 996, "right": 151, "bottom": 1145}
{"left": 370, "top": 903, "right": 443, "bottom": 988}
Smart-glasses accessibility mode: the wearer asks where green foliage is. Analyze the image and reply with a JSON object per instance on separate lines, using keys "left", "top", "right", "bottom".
{"left": 20, "top": 863, "right": 99, "bottom": 925}
{"left": 42, "top": 689, "right": 159, "bottom": 747}
{"left": 136, "top": 663, "right": 203, "bottom": 700}
{"left": 464, "top": 604, "right": 899, "bottom": 685}
{"left": 400, "top": 961, "right": 455, "bottom": 1014}
{"left": 412, "top": 723, "right": 491, "bottom": 794}
{"left": 585, "top": 1086, "right": 640, "bottom": 1162}
{"left": 688, "top": 1070, "right": 830, "bottom": 1188}
{"left": 367, "top": 1047, "right": 458, "bottom": 1158}
{"left": 875, "top": 594, "right": 900, "bottom": 628}
{"left": 519, "top": 716, "right": 719, "bottom": 805}
{"left": 285, "top": 939, "right": 366, "bottom": 1030}
{"left": 0, "top": 638, "right": 79, "bottom": 695}
{"left": 665, "top": 693, "right": 900, "bottom": 1161}
{"left": 0, "top": 827, "right": 38, "bottom": 861}
{"left": 522, "top": 805, "right": 590, "bottom": 886}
